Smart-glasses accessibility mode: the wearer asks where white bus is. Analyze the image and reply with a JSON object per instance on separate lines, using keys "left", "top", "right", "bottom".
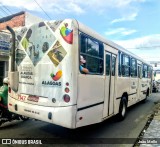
{"left": 7, "top": 19, "right": 153, "bottom": 128}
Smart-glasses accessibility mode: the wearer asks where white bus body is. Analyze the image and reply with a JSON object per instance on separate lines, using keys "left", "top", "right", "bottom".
{"left": 8, "top": 19, "right": 152, "bottom": 128}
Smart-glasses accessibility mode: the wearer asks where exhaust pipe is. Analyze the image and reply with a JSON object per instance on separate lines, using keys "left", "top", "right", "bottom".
{"left": 6, "top": 26, "right": 16, "bottom": 71}
{"left": 6, "top": 26, "right": 19, "bottom": 92}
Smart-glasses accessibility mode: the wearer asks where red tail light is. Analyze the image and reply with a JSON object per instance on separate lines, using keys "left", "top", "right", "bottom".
{"left": 66, "top": 82, "right": 69, "bottom": 86}
{"left": 9, "top": 87, "right": 11, "bottom": 93}
{"left": 63, "top": 94, "right": 70, "bottom": 103}
{"left": 65, "top": 87, "right": 70, "bottom": 93}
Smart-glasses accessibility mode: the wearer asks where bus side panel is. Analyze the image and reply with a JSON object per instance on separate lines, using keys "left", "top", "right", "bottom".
{"left": 116, "top": 77, "right": 141, "bottom": 108}
{"left": 116, "top": 77, "right": 130, "bottom": 104}
{"left": 128, "top": 77, "right": 138, "bottom": 106}
{"left": 77, "top": 75, "right": 105, "bottom": 107}
{"left": 76, "top": 104, "right": 103, "bottom": 128}
{"left": 76, "top": 75, "right": 104, "bottom": 127}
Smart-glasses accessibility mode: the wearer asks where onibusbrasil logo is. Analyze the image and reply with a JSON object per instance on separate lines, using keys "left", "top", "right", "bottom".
{"left": 50, "top": 70, "right": 62, "bottom": 81}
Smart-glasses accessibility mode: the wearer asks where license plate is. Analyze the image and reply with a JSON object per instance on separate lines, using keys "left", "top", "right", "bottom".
{"left": 27, "top": 95, "right": 39, "bottom": 102}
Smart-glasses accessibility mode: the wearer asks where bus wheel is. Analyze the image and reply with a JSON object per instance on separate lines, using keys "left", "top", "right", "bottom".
{"left": 118, "top": 97, "right": 127, "bottom": 121}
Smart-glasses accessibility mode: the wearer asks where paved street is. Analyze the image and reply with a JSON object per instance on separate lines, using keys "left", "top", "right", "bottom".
{"left": 0, "top": 92, "right": 160, "bottom": 147}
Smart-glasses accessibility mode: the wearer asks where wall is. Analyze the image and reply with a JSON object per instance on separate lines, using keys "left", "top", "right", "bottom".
{"left": 0, "top": 14, "right": 25, "bottom": 30}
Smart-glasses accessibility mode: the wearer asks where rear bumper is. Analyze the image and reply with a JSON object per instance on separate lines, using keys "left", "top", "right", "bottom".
{"left": 8, "top": 96, "right": 77, "bottom": 128}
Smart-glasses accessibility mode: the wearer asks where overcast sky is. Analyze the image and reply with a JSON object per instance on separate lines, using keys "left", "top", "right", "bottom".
{"left": 0, "top": 0, "right": 160, "bottom": 61}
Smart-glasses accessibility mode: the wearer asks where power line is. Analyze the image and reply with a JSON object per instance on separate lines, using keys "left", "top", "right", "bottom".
{"left": 0, "top": 13, "right": 3, "bottom": 18}
{"left": 0, "top": 3, "right": 13, "bottom": 14}
{"left": 0, "top": 7, "right": 9, "bottom": 16}
{"left": 33, "top": 0, "right": 52, "bottom": 20}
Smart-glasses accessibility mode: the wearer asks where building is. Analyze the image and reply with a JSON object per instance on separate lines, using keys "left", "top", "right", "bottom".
{"left": 0, "top": 11, "right": 43, "bottom": 85}
{"left": 0, "top": 31, "right": 10, "bottom": 85}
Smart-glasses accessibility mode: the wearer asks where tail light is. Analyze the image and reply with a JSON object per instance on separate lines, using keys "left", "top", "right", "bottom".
{"left": 66, "top": 82, "right": 69, "bottom": 86}
{"left": 65, "top": 87, "right": 70, "bottom": 93}
{"left": 63, "top": 94, "right": 70, "bottom": 103}
{"left": 9, "top": 87, "right": 11, "bottom": 93}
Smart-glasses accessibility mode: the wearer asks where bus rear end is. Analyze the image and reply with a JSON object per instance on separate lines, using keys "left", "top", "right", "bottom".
{"left": 8, "top": 19, "right": 78, "bottom": 128}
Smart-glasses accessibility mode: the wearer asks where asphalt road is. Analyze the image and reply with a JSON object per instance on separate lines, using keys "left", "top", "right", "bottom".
{"left": 0, "top": 92, "right": 160, "bottom": 147}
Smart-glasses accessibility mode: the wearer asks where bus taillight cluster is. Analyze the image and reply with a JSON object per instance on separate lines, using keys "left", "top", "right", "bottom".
{"left": 63, "top": 82, "right": 70, "bottom": 102}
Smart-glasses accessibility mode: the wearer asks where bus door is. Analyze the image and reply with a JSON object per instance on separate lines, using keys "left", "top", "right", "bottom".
{"left": 137, "top": 64, "right": 142, "bottom": 100}
{"left": 103, "top": 52, "right": 116, "bottom": 118}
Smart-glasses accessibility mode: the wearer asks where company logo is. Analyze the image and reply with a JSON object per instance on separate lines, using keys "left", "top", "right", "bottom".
{"left": 42, "top": 70, "right": 62, "bottom": 87}
{"left": 50, "top": 70, "right": 62, "bottom": 81}
{"left": 2, "top": 139, "right": 11, "bottom": 144}
{"left": 60, "top": 23, "right": 73, "bottom": 44}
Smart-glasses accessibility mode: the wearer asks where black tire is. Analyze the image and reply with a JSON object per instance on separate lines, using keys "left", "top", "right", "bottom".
{"left": 118, "top": 97, "right": 127, "bottom": 121}
{"left": 19, "top": 115, "right": 29, "bottom": 121}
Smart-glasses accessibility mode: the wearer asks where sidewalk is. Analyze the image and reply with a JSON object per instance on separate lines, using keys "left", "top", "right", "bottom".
{"left": 134, "top": 101, "right": 160, "bottom": 147}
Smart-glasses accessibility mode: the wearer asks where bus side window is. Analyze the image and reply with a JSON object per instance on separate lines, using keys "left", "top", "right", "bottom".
{"left": 118, "top": 51, "right": 121, "bottom": 76}
{"left": 122, "top": 65, "right": 125, "bottom": 76}
{"left": 80, "top": 33, "right": 104, "bottom": 75}
{"left": 131, "top": 58, "right": 137, "bottom": 77}
{"left": 122, "top": 54, "right": 130, "bottom": 77}
{"left": 106, "top": 54, "right": 110, "bottom": 76}
{"left": 143, "top": 64, "right": 148, "bottom": 78}
{"left": 80, "top": 34, "right": 87, "bottom": 53}
{"left": 112, "top": 56, "right": 116, "bottom": 76}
